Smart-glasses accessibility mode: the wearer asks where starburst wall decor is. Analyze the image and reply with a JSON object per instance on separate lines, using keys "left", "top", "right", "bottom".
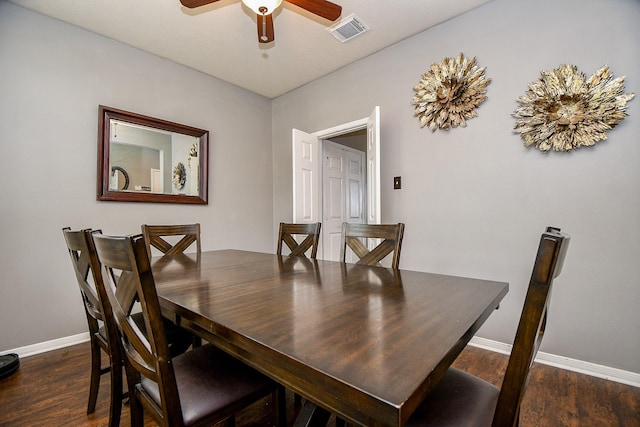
{"left": 173, "top": 162, "right": 186, "bottom": 190}
{"left": 513, "top": 64, "right": 634, "bottom": 152}
{"left": 412, "top": 53, "right": 491, "bottom": 131}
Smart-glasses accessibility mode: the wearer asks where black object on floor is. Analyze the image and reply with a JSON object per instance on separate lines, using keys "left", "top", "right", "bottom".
{"left": 0, "top": 353, "right": 20, "bottom": 379}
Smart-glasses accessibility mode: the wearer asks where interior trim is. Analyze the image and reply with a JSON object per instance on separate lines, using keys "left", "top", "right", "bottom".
{"left": 4, "top": 333, "right": 638, "bottom": 388}
{"left": 469, "top": 337, "right": 640, "bottom": 388}
{"left": 4, "top": 333, "right": 89, "bottom": 358}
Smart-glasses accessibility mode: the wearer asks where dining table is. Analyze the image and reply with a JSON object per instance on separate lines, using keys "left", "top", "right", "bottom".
{"left": 151, "top": 249, "right": 508, "bottom": 427}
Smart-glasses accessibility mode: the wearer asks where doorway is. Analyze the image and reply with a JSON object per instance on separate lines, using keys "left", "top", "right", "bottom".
{"left": 292, "top": 107, "right": 381, "bottom": 260}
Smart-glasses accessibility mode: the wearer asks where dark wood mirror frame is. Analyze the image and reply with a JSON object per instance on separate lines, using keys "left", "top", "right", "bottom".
{"left": 97, "top": 105, "right": 209, "bottom": 204}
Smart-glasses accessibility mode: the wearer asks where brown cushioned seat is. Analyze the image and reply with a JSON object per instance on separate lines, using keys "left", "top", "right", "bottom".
{"left": 405, "top": 368, "right": 499, "bottom": 427}
{"left": 141, "top": 344, "right": 275, "bottom": 426}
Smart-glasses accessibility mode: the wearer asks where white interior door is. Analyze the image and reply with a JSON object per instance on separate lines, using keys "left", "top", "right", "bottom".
{"left": 323, "top": 141, "right": 364, "bottom": 261}
{"left": 109, "top": 169, "right": 119, "bottom": 190}
{"left": 151, "top": 168, "right": 162, "bottom": 193}
{"left": 292, "top": 129, "right": 321, "bottom": 225}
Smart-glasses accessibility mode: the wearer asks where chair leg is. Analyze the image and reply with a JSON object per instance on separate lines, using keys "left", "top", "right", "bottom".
{"left": 193, "top": 335, "right": 202, "bottom": 348}
{"left": 128, "top": 378, "right": 144, "bottom": 427}
{"left": 107, "top": 357, "right": 123, "bottom": 427}
{"left": 273, "top": 385, "right": 286, "bottom": 427}
{"left": 222, "top": 416, "right": 236, "bottom": 427}
{"left": 87, "top": 337, "right": 102, "bottom": 414}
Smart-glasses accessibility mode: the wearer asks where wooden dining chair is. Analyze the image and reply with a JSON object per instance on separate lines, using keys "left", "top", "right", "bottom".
{"left": 141, "top": 223, "right": 201, "bottom": 258}
{"left": 340, "top": 222, "right": 405, "bottom": 268}
{"left": 276, "top": 222, "right": 321, "bottom": 258}
{"left": 277, "top": 222, "right": 321, "bottom": 406}
{"left": 404, "top": 226, "right": 570, "bottom": 427}
{"left": 277, "top": 223, "right": 320, "bottom": 407}
{"left": 92, "top": 232, "right": 284, "bottom": 427}
{"left": 63, "top": 228, "right": 195, "bottom": 427}
{"left": 62, "top": 228, "right": 124, "bottom": 427}
{"left": 142, "top": 223, "right": 203, "bottom": 348}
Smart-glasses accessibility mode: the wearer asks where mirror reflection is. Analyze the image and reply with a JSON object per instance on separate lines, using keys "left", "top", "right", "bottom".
{"left": 110, "top": 165, "right": 130, "bottom": 190}
{"left": 97, "top": 106, "right": 208, "bottom": 204}
{"left": 109, "top": 120, "right": 200, "bottom": 196}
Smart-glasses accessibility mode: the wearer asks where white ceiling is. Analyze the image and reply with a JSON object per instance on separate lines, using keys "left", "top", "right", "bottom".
{"left": 8, "top": 0, "right": 493, "bottom": 98}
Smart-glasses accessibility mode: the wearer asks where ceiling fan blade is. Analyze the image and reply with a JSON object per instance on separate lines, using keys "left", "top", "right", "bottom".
{"left": 285, "top": 0, "right": 342, "bottom": 21}
{"left": 257, "top": 13, "right": 275, "bottom": 43}
{"left": 180, "top": 0, "right": 221, "bottom": 9}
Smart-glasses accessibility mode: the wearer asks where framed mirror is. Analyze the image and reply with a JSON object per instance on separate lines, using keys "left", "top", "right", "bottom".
{"left": 97, "top": 105, "right": 208, "bottom": 204}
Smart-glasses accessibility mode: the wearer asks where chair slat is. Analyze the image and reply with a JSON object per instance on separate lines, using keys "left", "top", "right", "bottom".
{"left": 277, "top": 222, "right": 321, "bottom": 259}
{"left": 142, "top": 224, "right": 201, "bottom": 258}
{"left": 340, "top": 223, "right": 405, "bottom": 269}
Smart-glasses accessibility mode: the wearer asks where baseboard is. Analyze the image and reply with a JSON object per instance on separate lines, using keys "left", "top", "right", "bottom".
{"left": 469, "top": 336, "right": 640, "bottom": 388}
{"left": 5, "top": 333, "right": 639, "bottom": 388}
{"left": 4, "top": 333, "right": 90, "bottom": 358}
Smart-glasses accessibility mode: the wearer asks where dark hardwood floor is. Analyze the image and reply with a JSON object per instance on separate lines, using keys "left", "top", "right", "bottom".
{"left": 0, "top": 342, "right": 638, "bottom": 426}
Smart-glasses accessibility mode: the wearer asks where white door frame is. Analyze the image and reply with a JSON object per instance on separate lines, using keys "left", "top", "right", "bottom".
{"left": 313, "top": 117, "right": 368, "bottom": 140}
{"left": 293, "top": 107, "right": 381, "bottom": 259}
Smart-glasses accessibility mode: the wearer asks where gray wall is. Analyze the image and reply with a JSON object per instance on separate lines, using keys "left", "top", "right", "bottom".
{"left": 0, "top": 2, "right": 274, "bottom": 350}
{"left": 1, "top": 0, "right": 638, "bottom": 376}
{"left": 272, "top": 0, "right": 640, "bottom": 373}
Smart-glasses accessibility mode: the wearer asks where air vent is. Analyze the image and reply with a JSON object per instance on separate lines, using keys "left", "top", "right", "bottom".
{"left": 327, "top": 13, "right": 369, "bottom": 43}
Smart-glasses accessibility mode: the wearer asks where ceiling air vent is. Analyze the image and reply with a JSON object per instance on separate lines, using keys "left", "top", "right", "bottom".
{"left": 327, "top": 13, "right": 369, "bottom": 43}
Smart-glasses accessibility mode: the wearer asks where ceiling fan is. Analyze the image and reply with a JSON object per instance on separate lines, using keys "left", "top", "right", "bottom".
{"left": 180, "top": 0, "right": 342, "bottom": 43}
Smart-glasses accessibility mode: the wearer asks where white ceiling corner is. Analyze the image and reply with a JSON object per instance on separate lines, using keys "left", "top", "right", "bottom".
{"left": 8, "top": 0, "right": 493, "bottom": 98}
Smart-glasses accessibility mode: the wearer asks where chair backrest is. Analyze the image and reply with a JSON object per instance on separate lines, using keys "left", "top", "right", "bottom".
{"left": 93, "top": 232, "right": 182, "bottom": 425}
{"left": 276, "top": 222, "right": 321, "bottom": 258}
{"left": 340, "top": 222, "right": 405, "bottom": 269}
{"left": 62, "top": 228, "right": 104, "bottom": 327}
{"left": 62, "top": 228, "right": 121, "bottom": 359}
{"left": 492, "top": 226, "right": 570, "bottom": 427}
{"left": 141, "top": 224, "right": 201, "bottom": 258}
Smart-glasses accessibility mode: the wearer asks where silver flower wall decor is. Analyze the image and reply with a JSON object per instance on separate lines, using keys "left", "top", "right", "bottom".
{"left": 412, "top": 53, "right": 491, "bottom": 131}
{"left": 513, "top": 64, "right": 635, "bottom": 152}
{"left": 173, "top": 162, "right": 186, "bottom": 190}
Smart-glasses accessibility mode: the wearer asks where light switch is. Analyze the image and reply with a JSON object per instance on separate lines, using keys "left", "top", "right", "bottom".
{"left": 394, "top": 176, "right": 401, "bottom": 189}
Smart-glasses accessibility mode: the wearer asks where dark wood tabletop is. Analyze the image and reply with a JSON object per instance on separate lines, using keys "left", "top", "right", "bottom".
{"left": 152, "top": 250, "right": 508, "bottom": 427}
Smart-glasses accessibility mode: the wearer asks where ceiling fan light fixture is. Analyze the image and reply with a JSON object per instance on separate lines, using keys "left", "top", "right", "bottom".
{"left": 241, "top": 0, "right": 283, "bottom": 15}
{"left": 181, "top": 0, "right": 342, "bottom": 44}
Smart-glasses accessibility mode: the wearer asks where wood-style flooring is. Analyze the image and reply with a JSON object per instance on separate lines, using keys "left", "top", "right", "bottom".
{"left": 0, "top": 342, "right": 638, "bottom": 426}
